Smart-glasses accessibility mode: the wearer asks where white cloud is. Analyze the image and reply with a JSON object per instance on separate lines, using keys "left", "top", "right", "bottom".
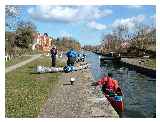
{"left": 28, "top": 6, "right": 112, "bottom": 23}
{"left": 87, "top": 14, "right": 146, "bottom": 31}
{"left": 127, "top": 5, "right": 143, "bottom": 8}
{"left": 59, "top": 31, "right": 72, "bottom": 37}
{"left": 87, "top": 21, "right": 107, "bottom": 30}
{"left": 112, "top": 15, "right": 145, "bottom": 30}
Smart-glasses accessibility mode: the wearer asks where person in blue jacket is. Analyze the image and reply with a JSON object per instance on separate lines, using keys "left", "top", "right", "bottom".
{"left": 66, "top": 48, "right": 78, "bottom": 66}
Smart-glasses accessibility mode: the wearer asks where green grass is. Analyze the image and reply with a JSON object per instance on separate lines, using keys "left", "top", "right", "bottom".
{"left": 144, "top": 59, "right": 156, "bottom": 69}
{"left": 5, "top": 56, "right": 65, "bottom": 117}
{"left": 5, "top": 56, "right": 31, "bottom": 67}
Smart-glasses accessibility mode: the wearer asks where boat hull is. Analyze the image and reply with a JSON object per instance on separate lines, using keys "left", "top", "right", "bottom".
{"left": 100, "top": 57, "right": 121, "bottom": 62}
{"left": 105, "top": 94, "right": 124, "bottom": 113}
{"left": 104, "top": 88, "right": 124, "bottom": 114}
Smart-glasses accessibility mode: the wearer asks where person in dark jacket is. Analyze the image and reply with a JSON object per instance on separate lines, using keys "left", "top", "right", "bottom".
{"left": 50, "top": 46, "right": 57, "bottom": 67}
{"left": 66, "top": 48, "right": 78, "bottom": 66}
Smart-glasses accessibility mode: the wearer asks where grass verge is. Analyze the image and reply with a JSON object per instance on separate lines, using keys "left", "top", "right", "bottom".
{"left": 144, "top": 59, "right": 156, "bottom": 69}
{"left": 5, "top": 56, "right": 31, "bottom": 67}
{"left": 5, "top": 56, "right": 65, "bottom": 117}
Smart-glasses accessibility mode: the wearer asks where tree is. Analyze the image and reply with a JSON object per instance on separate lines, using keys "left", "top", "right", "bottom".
{"left": 133, "top": 23, "right": 153, "bottom": 50}
{"left": 15, "top": 21, "right": 36, "bottom": 48}
{"left": 5, "top": 32, "right": 16, "bottom": 56}
{"left": 101, "top": 24, "right": 129, "bottom": 52}
{"left": 102, "top": 34, "right": 114, "bottom": 50}
{"left": 5, "top": 5, "right": 21, "bottom": 31}
{"left": 54, "top": 36, "right": 81, "bottom": 51}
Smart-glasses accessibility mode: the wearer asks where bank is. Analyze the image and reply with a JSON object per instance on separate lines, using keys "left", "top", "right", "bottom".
{"left": 5, "top": 56, "right": 65, "bottom": 117}
{"left": 120, "top": 58, "right": 156, "bottom": 78}
{"left": 93, "top": 50, "right": 156, "bottom": 78}
{"left": 39, "top": 62, "right": 119, "bottom": 117}
{"left": 6, "top": 55, "right": 119, "bottom": 117}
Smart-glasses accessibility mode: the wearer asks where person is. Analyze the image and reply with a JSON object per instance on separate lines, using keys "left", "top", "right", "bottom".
{"left": 81, "top": 54, "right": 86, "bottom": 62}
{"left": 66, "top": 48, "right": 78, "bottom": 66}
{"left": 97, "top": 71, "right": 119, "bottom": 95}
{"left": 50, "top": 45, "right": 57, "bottom": 67}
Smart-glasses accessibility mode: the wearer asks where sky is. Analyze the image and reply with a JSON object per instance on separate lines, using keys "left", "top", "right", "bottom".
{"left": 6, "top": 5, "right": 156, "bottom": 46}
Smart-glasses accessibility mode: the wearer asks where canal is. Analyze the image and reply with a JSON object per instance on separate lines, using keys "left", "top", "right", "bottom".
{"left": 85, "top": 51, "right": 156, "bottom": 118}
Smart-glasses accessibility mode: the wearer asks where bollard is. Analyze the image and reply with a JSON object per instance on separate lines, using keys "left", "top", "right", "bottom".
{"left": 70, "top": 77, "right": 75, "bottom": 85}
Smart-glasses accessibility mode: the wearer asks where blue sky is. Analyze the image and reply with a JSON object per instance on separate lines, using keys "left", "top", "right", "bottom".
{"left": 6, "top": 5, "right": 156, "bottom": 46}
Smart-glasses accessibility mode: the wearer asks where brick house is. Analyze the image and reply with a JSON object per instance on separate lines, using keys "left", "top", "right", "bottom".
{"left": 32, "top": 33, "right": 53, "bottom": 53}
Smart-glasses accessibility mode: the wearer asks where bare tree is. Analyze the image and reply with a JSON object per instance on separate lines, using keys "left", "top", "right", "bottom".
{"left": 5, "top": 5, "right": 21, "bottom": 31}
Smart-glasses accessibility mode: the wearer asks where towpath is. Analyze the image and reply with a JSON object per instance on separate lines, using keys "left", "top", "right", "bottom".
{"left": 121, "top": 58, "right": 156, "bottom": 70}
{"left": 5, "top": 54, "right": 41, "bottom": 73}
{"left": 39, "top": 62, "right": 118, "bottom": 118}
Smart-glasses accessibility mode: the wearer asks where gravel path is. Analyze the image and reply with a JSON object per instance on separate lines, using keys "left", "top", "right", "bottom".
{"left": 5, "top": 54, "right": 41, "bottom": 73}
{"left": 38, "top": 64, "right": 118, "bottom": 118}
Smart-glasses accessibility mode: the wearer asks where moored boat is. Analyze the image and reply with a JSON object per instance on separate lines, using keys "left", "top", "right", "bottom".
{"left": 100, "top": 52, "right": 121, "bottom": 63}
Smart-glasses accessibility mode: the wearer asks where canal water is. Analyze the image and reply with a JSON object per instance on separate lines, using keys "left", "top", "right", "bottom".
{"left": 85, "top": 51, "right": 156, "bottom": 118}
